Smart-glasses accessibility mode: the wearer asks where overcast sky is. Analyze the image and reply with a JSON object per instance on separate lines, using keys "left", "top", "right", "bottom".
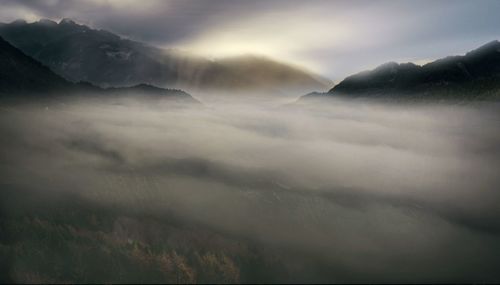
{"left": 1, "top": 0, "right": 499, "bottom": 80}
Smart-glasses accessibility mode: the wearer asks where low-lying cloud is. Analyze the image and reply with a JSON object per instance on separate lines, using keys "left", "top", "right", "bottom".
{"left": 1, "top": 96, "right": 499, "bottom": 282}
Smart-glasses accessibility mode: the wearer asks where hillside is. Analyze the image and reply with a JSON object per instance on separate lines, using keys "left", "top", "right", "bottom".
{"left": 0, "top": 35, "right": 198, "bottom": 103}
{"left": 302, "top": 40, "right": 500, "bottom": 101}
{"left": 0, "top": 35, "right": 72, "bottom": 94}
{"left": 0, "top": 19, "right": 330, "bottom": 93}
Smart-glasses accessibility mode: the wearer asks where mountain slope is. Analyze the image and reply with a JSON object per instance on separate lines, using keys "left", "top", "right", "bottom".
{"left": 0, "top": 35, "right": 72, "bottom": 94}
{"left": 0, "top": 19, "right": 330, "bottom": 93}
{"left": 0, "top": 35, "right": 199, "bottom": 103}
{"left": 0, "top": 19, "right": 178, "bottom": 88}
{"left": 104, "top": 83, "right": 199, "bottom": 103}
{"left": 201, "top": 55, "right": 331, "bottom": 92}
{"left": 302, "top": 40, "right": 500, "bottom": 101}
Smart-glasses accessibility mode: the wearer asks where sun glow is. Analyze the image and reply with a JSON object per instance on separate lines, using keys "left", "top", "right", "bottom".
{"left": 175, "top": 6, "right": 354, "bottom": 74}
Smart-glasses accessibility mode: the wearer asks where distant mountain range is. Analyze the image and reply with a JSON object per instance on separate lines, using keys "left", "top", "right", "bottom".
{"left": 302, "top": 40, "right": 500, "bottom": 101}
{"left": 3, "top": 18, "right": 498, "bottom": 103}
{"left": 0, "top": 19, "right": 330, "bottom": 94}
{"left": 0, "top": 35, "right": 198, "bottom": 103}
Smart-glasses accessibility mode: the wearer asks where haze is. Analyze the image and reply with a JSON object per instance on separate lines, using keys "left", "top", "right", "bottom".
{"left": 1, "top": 0, "right": 500, "bottom": 282}
{"left": 1, "top": 0, "right": 500, "bottom": 80}
{"left": 1, "top": 97, "right": 500, "bottom": 282}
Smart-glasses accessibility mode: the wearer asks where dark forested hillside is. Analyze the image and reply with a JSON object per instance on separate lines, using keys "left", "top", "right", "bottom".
{"left": 0, "top": 35, "right": 199, "bottom": 103}
{"left": 302, "top": 40, "right": 500, "bottom": 101}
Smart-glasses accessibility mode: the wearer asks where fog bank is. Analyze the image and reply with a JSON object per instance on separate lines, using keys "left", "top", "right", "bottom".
{"left": 1, "top": 96, "right": 500, "bottom": 282}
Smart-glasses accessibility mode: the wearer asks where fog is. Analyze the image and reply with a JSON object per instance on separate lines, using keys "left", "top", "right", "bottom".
{"left": 1, "top": 95, "right": 500, "bottom": 282}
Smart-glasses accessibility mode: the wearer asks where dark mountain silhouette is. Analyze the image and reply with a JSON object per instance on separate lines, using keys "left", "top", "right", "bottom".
{"left": 0, "top": 19, "right": 330, "bottom": 93}
{"left": 0, "top": 35, "right": 199, "bottom": 103}
{"left": 0, "top": 35, "right": 72, "bottom": 94}
{"left": 302, "top": 40, "right": 500, "bottom": 101}
{"left": 104, "top": 83, "right": 199, "bottom": 103}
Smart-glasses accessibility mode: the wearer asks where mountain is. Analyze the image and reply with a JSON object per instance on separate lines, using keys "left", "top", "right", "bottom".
{"left": 0, "top": 35, "right": 199, "bottom": 103}
{"left": 203, "top": 55, "right": 331, "bottom": 92}
{"left": 0, "top": 19, "right": 330, "bottom": 94}
{"left": 0, "top": 19, "right": 182, "bottom": 88}
{"left": 302, "top": 40, "right": 500, "bottom": 101}
{"left": 0, "top": 35, "right": 72, "bottom": 94}
{"left": 104, "top": 84, "right": 199, "bottom": 103}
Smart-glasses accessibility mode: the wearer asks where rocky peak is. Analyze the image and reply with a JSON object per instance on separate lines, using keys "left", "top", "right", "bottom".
{"left": 59, "top": 18, "right": 76, "bottom": 25}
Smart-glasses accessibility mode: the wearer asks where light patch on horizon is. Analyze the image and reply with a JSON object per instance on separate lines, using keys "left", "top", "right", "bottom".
{"left": 413, "top": 59, "right": 434, "bottom": 66}
{"left": 171, "top": 2, "right": 423, "bottom": 76}
{"left": 173, "top": 5, "right": 355, "bottom": 74}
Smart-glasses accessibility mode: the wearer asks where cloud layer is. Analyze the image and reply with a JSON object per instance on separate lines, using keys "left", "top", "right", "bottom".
{"left": 1, "top": 97, "right": 500, "bottom": 281}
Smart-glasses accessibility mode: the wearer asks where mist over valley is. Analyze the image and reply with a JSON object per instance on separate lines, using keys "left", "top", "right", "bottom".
{"left": 1, "top": 1, "right": 500, "bottom": 283}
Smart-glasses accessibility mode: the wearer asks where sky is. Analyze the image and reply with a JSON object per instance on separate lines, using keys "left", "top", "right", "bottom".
{"left": 1, "top": 0, "right": 499, "bottom": 81}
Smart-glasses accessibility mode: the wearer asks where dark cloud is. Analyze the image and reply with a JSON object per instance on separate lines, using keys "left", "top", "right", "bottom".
{"left": 0, "top": 0, "right": 302, "bottom": 44}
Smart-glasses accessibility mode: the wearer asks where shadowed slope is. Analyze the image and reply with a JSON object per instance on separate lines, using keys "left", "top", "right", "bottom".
{"left": 0, "top": 19, "right": 330, "bottom": 93}
{"left": 302, "top": 40, "right": 500, "bottom": 101}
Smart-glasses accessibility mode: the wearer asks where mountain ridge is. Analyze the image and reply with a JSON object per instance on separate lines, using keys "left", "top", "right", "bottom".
{"left": 301, "top": 40, "right": 500, "bottom": 101}
{"left": 0, "top": 18, "right": 330, "bottom": 94}
{"left": 0, "top": 35, "right": 72, "bottom": 94}
{"left": 0, "top": 35, "right": 199, "bottom": 104}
